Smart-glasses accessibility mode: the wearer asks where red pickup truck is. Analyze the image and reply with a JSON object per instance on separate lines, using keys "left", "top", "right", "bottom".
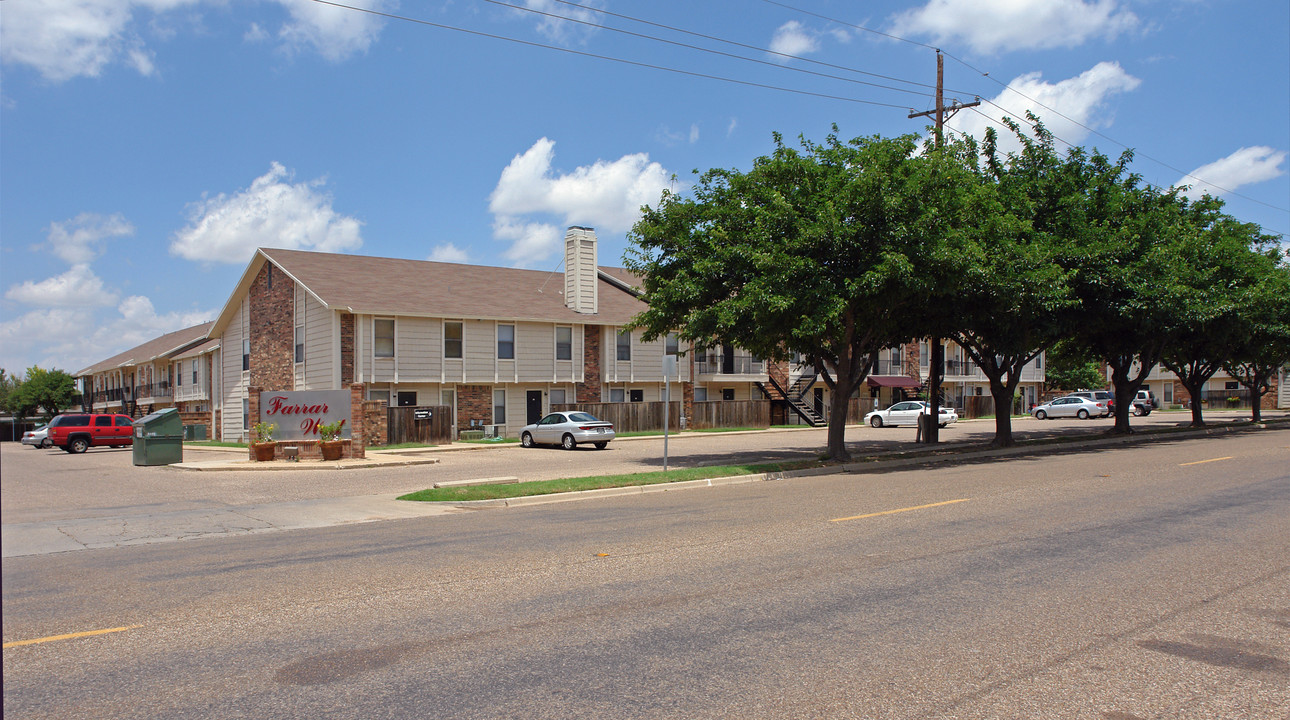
{"left": 48, "top": 413, "right": 135, "bottom": 453}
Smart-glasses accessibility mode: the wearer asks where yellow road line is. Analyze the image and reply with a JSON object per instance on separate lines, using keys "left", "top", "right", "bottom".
{"left": 831, "top": 498, "right": 971, "bottom": 523}
{"left": 1179, "top": 456, "right": 1234, "bottom": 467}
{"left": 3, "top": 625, "right": 141, "bottom": 649}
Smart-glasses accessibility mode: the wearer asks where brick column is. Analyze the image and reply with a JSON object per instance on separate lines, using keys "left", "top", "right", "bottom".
{"left": 576, "top": 325, "right": 602, "bottom": 402}
{"left": 246, "top": 386, "right": 261, "bottom": 460}
{"left": 349, "top": 382, "right": 365, "bottom": 459}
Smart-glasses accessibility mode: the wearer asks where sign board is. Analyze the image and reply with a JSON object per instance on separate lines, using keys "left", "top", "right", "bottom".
{"left": 662, "top": 355, "right": 678, "bottom": 376}
{"left": 259, "top": 390, "right": 352, "bottom": 441}
{"left": 414, "top": 409, "right": 432, "bottom": 420}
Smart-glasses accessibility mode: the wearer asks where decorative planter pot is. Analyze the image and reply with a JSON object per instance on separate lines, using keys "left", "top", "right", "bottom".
{"left": 319, "top": 440, "right": 345, "bottom": 461}
{"left": 252, "top": 442, "right": 276, "bottom": 462}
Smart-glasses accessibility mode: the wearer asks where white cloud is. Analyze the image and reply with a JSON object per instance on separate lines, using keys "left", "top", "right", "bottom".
{"left": 42, "top": 212, "right": 136, "bottom": 263}
{"left": 170, "top": 162, "right": 364, "bottom": 264}
{"left": 0, "top": 297, "right": 213, "bottom": 375}
{"left": 428, "top": 243, "right": 470, "bottom": 264}
{"left": 0, "top": 0, "right": 389, "bottom": 82}
{"left": 0, "top": 0, "right": 197, "bottom": 82}
{"left": 889, "top": 0, "right": 1139, "bottom": 55}
{"left": 1175, "top": 147, "right": 1287, "bottom": 200}
{"left": 488, "top": 138, "right": 672, "bottom": 266}
{"left": 769, "top": 21, "right": 820, "bottom": 59}
{"left": 275, "top": 0, "right": 391, "bottom": 62}
{"left": 946, "top": 62, "right": 1141, "bottom": 156}
{"left": 513, "top": 0, "right": 605, "bottom": 44}
{"left": 689, "top": 124, "right": 700, "bottom": 144}
{"left": 5, "top": 264, "right": 119, "bottom": 308}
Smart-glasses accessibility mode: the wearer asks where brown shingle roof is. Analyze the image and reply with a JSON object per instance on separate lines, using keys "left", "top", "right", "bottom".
{"left": 263, "top": 248, "right": 647, "bottom": 324}
{"left": 76, "top": 322, "right": 214, "bottom": 376}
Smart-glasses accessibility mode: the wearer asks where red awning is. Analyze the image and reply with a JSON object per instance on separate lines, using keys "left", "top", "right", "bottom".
{"left": 866, "top": 375, "right": 922, "bottom": 389}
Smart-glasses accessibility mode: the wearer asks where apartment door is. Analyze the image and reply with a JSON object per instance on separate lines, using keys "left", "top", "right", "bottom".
{"left": 527, "top": 390, "right": 543, "bottom": 425}
{"left": 441, "top": 390, "right": 456, "bottom": 430}
{"left": 722, "top": 344, "right": 735, "bottom": 374}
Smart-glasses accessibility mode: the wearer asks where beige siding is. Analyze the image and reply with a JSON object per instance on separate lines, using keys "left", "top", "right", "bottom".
{"left": 397, "top": 317, "right": 439, "bottom": 380}
{"left": 462, "top": 319, "right": 496, "bottom": 379}
{"left": 370, "top": 315, "right": 396, "bottom": 383}
{"left": 221, "top": 297, "right": 250, "bottom": 441}
{"left": 302, "top": 294, "right": 333, "bottom": 389}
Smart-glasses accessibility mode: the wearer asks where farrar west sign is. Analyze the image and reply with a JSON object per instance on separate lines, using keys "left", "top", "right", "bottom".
{"left": 259, "top": 390, "right": 352, "bottom": 441}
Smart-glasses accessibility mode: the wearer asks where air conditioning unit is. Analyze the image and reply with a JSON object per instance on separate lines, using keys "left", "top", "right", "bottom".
{"left": 481, "top": 424, "right": 501, "bottom": 438}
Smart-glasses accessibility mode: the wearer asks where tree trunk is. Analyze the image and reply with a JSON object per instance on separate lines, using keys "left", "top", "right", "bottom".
{"left": 987, "top": 375, "right": 1021, "bottom": 448}
{"left": 1108, "top": 361, "right": 1137, "bottom": 435}
{"left": 1181, "top": 377, "right": 1207, "bottom": 427}
{"left": 825, "top": 375, "right": 856, "bottom": 461}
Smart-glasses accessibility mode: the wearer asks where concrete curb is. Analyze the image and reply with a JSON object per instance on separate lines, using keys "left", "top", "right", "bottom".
{"left": 450, "top": 420, "right": 1284, "bottom": 510}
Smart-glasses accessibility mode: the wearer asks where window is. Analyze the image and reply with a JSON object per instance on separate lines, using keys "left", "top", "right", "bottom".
{"left": 693, "top": 387, "right": 708, "bottom": 402}
{"left": 192, "top": 360, "right": 198, "bottom": 385}
{"left": 609, "top": 388, "right": 625, "bottom": 403}
{"left": 1225, "top": 381, "right": 1239, "bottom": 391}
{"left": 920, "top": 341, "right": 929, "bottom": 366}
{"left": 375, "top": 318, "right": 395, "bottom": 358}
{"left": 493, "top": 390, "right": 507, "bottom": 424}
{"left": 115, "top": 416, "right": 133, "bottom": 427}
{"left": 444, "top": 322, "right": 463, "bottom": 359}
{"left": 242, "top": 398, "right": 249, "bottom": 432}
{"left": 630, "top": 389, "right": 644, "bottom": 402}
{"left": 176, "top": 365, "right": 183, "bottom": 387}
{"left": 665, "top": 332, "right": 679, "bottom": 356}
{"left": 242, "top": 339, "right": 250, "bottom": 371}
{"left": 397, "top": 391, "right": 417, "bottom": 407}
{"left": 267, "top": 264, "right": 272, "bottom": 290}
{"left": 890, "top": 347, "right": 902, "bottom": 365}
{"left": 295, "top": 325, "right": 305, "bottom": 363}
{"left": 616, "top": 329, "right": 631, "bottom": 361}
{"left": 555, "top": 326, "right": 572, "bottom": 361}
{"left": 550, "top": 389, "right": 566, "bottom": 406}
{"left": 497, "top": 324, "right": 515, "bottom": 360}
{"left": 369, "top": 389, "right": 391, "bottom": 405}
{"left": 722, "top": 388, "right": 735, "bottom": 401}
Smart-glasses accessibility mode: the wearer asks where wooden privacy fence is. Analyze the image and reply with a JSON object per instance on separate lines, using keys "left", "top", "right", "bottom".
{"left": 958, "top": 396, "right": 1025, "bottom": 419}
{"left": 553, "top": 401, "right": 681, "bottom": 433}
{"left": 387, "top": 405, "right": 455, "bottom": 445}
{"left": 689, "top": 400, "right": 770, "bottom": 430}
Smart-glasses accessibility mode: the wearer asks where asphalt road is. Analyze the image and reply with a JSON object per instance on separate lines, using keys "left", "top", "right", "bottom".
{"left": 3, "top": 423, "right": 1287, "bottom": 719}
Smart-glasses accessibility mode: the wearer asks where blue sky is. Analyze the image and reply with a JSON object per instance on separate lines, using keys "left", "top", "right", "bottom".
{"left": 2, "top": 0, "right": 1287, "bottom": 375}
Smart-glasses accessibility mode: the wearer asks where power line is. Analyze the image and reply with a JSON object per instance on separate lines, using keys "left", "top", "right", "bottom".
{"left": 305, "top": 0, "right": 914, "bottom": 110}
{"left": 762, "top": 0, "right": 1289, "bottom": 216}
{"left": 544, "top": 0, "right": 940, "bottom": 93}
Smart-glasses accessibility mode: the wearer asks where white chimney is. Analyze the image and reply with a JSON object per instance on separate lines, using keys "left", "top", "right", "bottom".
{"left": 564, "top": 226, "right": 598, "bottom": 314}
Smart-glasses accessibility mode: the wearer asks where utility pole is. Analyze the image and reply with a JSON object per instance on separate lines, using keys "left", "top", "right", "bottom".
{"left": 908, "top": 50, "right": 979, "bottom": 444}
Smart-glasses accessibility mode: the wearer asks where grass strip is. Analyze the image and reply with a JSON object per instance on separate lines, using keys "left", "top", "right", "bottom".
{"left": 398, "top": 460, "right": 825, "bottom": 502}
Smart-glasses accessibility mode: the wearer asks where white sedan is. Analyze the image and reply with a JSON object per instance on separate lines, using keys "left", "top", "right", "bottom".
{"left": 864, "top": 401, "right": 958, "bottom": 428}
{"left": 520, "top": 412, "right": 615, "bottom": 450}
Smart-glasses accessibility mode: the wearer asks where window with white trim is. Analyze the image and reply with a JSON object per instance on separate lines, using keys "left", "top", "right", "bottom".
{"left": 609, "top": 388, "right": 625, "bottom": 402}
{"left": 555, "top": 326, "right": 572, "bottom": 361}
{"left": 444, "top": 321, "right": 463, "bottom": 359}
{"left": 493, "top": 389, "right": 507, "bottom": 424}
{"left": 375, "top": 318, "right": 395, "bottom": 358}
{"left": 616, "top": 329, "right": 631, "bottom": 361}
{"left": 295, "top": 324, "right": 305, "bottom": 363}
{"left": 497, "top": 324, "right": 515, "bottom": 360}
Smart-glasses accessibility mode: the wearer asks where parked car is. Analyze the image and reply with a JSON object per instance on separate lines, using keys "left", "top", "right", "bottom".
{"left": 1066, "top": 390, "right": 1115, "bottom": 417}
{"left": 1132, "top": 389, "right": 1157, "bottom": 416}
{"left": 865, "top": 401, "right": 958, "bottom": 428}
{"left": 1033, "top": 396, "right": 1108, "bottom": 420}
{"left": 47, "top": 412, "right": 136, "bottom": 453}
{"left": 21, "top": 424, "right": 51, "bottom": 448}
{"left": 520, "top": 411, "right": 615, "bottom": 450}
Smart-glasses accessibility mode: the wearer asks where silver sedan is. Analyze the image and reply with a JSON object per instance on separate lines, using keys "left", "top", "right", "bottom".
{"left": 520, "top": 412, "right": 615, "bottom": 450}
{"left": 1033, "top": 396, "right": 1108, "bottom": 420}
{"left": 864, "top": 401, "right": 958, "bottom": 428}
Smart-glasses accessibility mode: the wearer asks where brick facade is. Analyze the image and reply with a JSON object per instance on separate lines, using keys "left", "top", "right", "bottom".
{"left": 576, "top": 324, "right": 602, "bottom": 402}
{"left": 362, "top": 398, "right": 388, "bottom": 446}
{"left": 249, "top": 264, "right": 294, "bottom": 392}
{"left": 457, "top": 384, "right": 493, "bottom": 430}
{"left": 340, "top": 313, "right": 355, "bottom": 385}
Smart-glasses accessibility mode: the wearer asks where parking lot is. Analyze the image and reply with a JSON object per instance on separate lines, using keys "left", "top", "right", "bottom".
{"left": 4, "top": 409, "right": 1276, "bottom": 526}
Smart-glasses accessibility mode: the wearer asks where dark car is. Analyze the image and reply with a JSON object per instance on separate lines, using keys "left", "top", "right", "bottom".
{"left": 48, "top": 413, "right": 136, "bottom": 453}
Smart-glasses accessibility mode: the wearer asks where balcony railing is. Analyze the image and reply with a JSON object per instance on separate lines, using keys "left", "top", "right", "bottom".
{"left": 868, "top": 359, "right": 907, "bottom": 376}
{"left": 695, "top": 355, "right": 766, "bottom": 376}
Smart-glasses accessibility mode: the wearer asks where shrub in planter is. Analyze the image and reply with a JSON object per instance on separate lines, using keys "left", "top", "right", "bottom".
{"left": 252, "top": 422, "right": 276, "bottom": 461}
{"left": 318, "top": 420, "right": 346, "bottom": 461}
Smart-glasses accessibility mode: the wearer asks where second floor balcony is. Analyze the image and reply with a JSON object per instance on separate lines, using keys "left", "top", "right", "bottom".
{"left": 695, "top": 353, "right": 766, "bottom": 378}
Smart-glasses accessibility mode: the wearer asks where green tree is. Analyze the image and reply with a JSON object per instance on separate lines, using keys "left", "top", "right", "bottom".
{"left": 0, "top": 369, "right": 20, "bottom": 416}
{"left": 946, "top": 121, "right": 1078, "bottom": 447}
{"left": 1159, "top": 198, "right": 1281, "bottom": 426}
{"left": 8, "top": 366, "right": 77, "bottom": 420}
{"left": 1042, "top": 340, "right": 1107, "bottom": 396}
{"left": 1221, "top": 252, "right": 1290, "bottom": 422}
{"left": 627, "top": 131, "right": 971, "bottom": 461}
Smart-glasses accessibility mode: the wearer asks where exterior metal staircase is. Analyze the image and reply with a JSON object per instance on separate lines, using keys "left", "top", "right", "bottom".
{"left": 758, "top": 373, "right": 825, "bottom": 427}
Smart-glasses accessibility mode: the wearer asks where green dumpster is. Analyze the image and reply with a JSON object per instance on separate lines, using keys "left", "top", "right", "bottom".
{"left": 133, "top": 408, "right": 184, "bottom": 466}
